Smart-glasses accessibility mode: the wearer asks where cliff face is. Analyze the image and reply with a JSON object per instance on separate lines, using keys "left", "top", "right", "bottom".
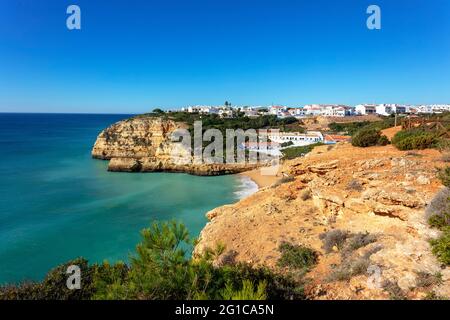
{"left": 194, "top": 143, "right": 450, "bottom": 299}
{"left": 92, "top": 116, "right": 258, "bottom": 175}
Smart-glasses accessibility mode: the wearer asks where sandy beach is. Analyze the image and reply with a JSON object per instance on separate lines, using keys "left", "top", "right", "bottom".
{"left": 239, "top": 167, "right": 281, "bottom": 188}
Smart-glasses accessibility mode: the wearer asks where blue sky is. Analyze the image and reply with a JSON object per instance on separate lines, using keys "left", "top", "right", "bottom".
{"left": 0, "top": 0, "right": 449, "bottom": 113}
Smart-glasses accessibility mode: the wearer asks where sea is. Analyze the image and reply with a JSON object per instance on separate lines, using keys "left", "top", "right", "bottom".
{"left": 0, "top": 113, "right": 257, "bottom": 284}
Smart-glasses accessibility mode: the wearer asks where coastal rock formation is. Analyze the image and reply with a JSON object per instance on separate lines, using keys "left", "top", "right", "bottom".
{"left": 92, "top": 116, "right": 258, "bottom": 175}
{"left": 194, "top": 143, "right": 450, "bottom": 299}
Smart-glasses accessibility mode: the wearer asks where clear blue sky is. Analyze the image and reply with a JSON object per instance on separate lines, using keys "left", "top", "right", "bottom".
{"left": 0, "top": 0, "right": 449, "bottom": 113}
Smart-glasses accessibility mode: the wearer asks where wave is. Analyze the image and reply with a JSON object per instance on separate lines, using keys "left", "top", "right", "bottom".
{"left": 234, "top": 175, "right": 259, "bottom": 199}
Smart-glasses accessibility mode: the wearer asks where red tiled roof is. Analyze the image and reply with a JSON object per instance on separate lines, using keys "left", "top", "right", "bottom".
{"left": 324, "top": 135, "right": 351, "bottom": 142}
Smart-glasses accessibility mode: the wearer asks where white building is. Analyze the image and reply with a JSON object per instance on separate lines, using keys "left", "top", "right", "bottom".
{"left": 303, "top": 105, "right": 322, "bottom": 116}
{"left": 375, "top": 104, "right": 393, "bottom": 116}
{"left": 269, "top": 105, "right": 288, "bottom": 116}
{"left": 287, "top": 107, "right": 306, "bottom": 118}
{"left": 355, "top": 104, "right": 377, "bottom": 115}
{"left": 320, "top": 105, "right": 352, "bottom": 117}
{"left": 266, "top": 131, "right": 324, "bottom": 147}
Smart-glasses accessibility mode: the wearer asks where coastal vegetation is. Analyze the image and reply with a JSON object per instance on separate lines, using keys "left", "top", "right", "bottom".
{"left": 329, "top": 116, "right": 395, "bottom": 136}
{"left": 319, "top": 230, "right": 379, "bottom": 282}
{"left": 392, "top": 129, "right": 438, "bottom": 150}
{"left": 427, "top": 166, "right": 450, "bottom": 266}
{"left": 0, "top": 221, "right": 305, "bottom": 300}
{"left": 276, "top": 242, "right": 317, "bottom": 272}
{"left": 351, "top": 128, "right": 389, "bottom": 147}
{"left": 281, "top": 142, "right": 323, "bottom": 160}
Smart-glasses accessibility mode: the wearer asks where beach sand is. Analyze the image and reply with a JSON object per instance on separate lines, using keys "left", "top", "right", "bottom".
{"left": 239, "top": 168, "right": 281, "bottom": 188}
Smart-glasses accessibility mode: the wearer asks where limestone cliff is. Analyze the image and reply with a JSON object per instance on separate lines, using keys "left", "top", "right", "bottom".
{"left": 92, "top": 116, "right": 258, "bottom": 175}
{"left": 194, "top": 143, "right": 450, "bottom": 299}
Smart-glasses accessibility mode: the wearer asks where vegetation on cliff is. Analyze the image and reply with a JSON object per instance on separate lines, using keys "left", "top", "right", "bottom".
{"left": 0, "top": 221, "right": 305, "bottom": 300}
{"left": 427, "top": 166, "right": 450, "bottom": 266}
{"left": 329, "top": 116, "right": 396, "bottom": 136}
{"left": 281, "top": 143, "right": 323, "bottom": 160}
{"left": 351, "top": 128, "right": 389, "bottom": 147}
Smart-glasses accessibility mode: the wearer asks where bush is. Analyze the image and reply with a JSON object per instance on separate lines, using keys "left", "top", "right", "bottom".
{"left": 281, "top": 143, "right": 323, "bottom": 160}
{"left": 425, "top": 188, "right": 450, "bottom": 230}
{"left": 382, "top": 280, "right": 407, "bottom": 300}
{"left": 277, "top": 242, "right": 317, "bottom": 272}
{"left": 415, "top": 271, "right": 442, "bottom": 288}
{"left": 377, "top": 135, "right": 390, "bottom": 146}
{"left": 342, "top": 232, "right": 377, "bottom": 256}
{"left": 220, "top": 280, "right": 267, "bottom": 300}
{"left": 392, "top": 129, "right": 437, "bottom": 150}
{"left": 327, "top": 257, "right": 370, "bottom": 282}
{"left": 319, "top": 230, "right": 350, "bottom": 253}
{"left": 2, "top": 221, "right": 306, "bottom": 300}
{"left": 0, "top": 258, "right": 95, "bottom": 300}
{"left": 430, "top": 227, "right": 450, "bottom": 266}
{"left": 351, "top": 128, "right": 388, "bottom": 148}
{"left": 395, "top": 133, "right": 437, "bottom": 150}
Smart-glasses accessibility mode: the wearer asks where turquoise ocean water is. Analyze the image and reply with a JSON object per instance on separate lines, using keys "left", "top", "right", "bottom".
{"left": 0, "top": 113, "right": 254, "bottom": 284}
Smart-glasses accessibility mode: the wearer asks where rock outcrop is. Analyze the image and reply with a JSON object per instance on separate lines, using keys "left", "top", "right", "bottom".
{"left": 194, "top": 143, "right": 450, "bottom": 299}
{"left": 92, "top": 116, "right": 258, "bottom": 175}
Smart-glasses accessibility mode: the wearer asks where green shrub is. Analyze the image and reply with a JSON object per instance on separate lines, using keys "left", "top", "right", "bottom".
{"left": 351, "top": 128, "right": 388, "bottom": 148}
{"left": 2, "top": 221, "right": 306, "bottom": 300}
{"left": 430, "top": 227, "right": 450, "bottom": 266}
{"left": 377, "top": 135, "right": 390, "bottom": 146}
{"left": 281, "top": 143, "right": 323, "bottom": 160}
{"left": 392, "top": 129, "right": 437, "bottom": 150}
{"left": 220, "top": 280, "right": 267, "bottom": 300}
{"left": 395, "top": 133, "right": 437, "bottom": 150}
{"left": 277, "top": 242, "right": 318, "bottom": 271}
{"left": 0, "top": 258, "right": 95, "bottom": 300}
{"left": 329, "top": 117, "right": 395, "bottom": 136}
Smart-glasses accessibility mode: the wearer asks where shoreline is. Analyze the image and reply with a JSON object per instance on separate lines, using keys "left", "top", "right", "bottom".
{"left": 239, "top": 168, "right": 281, "bottom": 189}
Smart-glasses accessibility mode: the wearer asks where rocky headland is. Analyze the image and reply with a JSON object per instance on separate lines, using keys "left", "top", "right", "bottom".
{"left": 92, "top": 116, "right": 258, "bottom": 175}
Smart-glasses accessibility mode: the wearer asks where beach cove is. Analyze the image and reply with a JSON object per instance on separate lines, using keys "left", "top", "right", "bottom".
{"left": 0, "top": 113, "right": 257, "bottom": 284}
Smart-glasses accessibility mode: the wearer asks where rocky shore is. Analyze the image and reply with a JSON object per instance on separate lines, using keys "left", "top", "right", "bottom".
{"left": 194, "top": 143, "right": 450, "bottom": 299}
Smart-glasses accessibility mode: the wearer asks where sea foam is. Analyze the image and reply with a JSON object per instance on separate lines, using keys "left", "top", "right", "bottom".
{"left": 234, "top": 175, "right": 259, "bottom": 199}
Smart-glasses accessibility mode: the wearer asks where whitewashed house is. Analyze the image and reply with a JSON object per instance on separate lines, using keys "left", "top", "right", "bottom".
{"left": 303, "top": 105, "right": 322, "bottom": 116}
{"left": 320, "top": 105, "right": 352, "bottom": 117}
{"left": 375, "top": 104, "right": 393, "bottom": 116}
{"left": 287, "top": 107, "right": 306, "bottom": 118}
{"left": 266, "top": 131, "right": 323, "bottom": 147}
{"left": 355, "top": 104, "right": 377, "bottom": 115}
